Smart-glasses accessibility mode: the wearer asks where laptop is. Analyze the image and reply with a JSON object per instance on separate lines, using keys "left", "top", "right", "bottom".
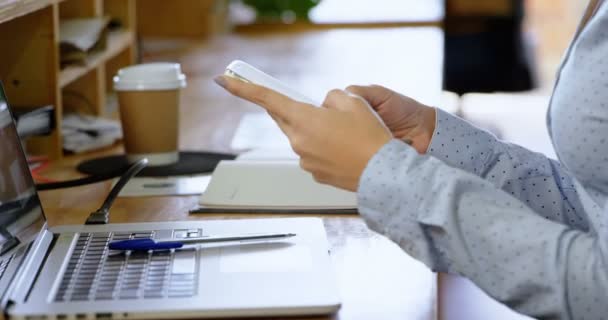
{"left": 0, "top": 84, "right": 341, "bottom": 319}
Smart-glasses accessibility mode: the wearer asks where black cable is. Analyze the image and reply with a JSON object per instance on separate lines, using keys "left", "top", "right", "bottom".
{"left": 35, "top": 167, "right": 127, "bottom": 191}
{"left": 85, "top": 159, "right": 148, "bottom": 225}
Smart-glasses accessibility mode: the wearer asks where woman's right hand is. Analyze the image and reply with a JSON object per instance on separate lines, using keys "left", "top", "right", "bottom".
{"left": 346, "top": 84, "right": 436, "bottom": 154}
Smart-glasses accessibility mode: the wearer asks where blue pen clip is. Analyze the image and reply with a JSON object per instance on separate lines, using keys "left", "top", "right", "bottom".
{"left": 108, "top": 239, "right": 183, "bottom": 251}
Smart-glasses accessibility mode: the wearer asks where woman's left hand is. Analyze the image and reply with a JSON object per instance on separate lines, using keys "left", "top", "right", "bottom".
{"left": 215, "top": 75, "right": 392, "bottom": 192}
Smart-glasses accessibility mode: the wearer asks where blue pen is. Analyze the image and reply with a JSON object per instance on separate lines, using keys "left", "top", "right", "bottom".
{"left": 108, "top": 233, "right": 297, "bottom": 251}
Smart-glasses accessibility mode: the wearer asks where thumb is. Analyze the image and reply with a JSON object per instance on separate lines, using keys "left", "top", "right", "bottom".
{"left": 345, "top": 84, "right": 394, "bottom": 108}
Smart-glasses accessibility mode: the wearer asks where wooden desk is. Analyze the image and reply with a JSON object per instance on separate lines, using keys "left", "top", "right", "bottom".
{"left": 39, "top": 26, "right": 444, "bottom": 319}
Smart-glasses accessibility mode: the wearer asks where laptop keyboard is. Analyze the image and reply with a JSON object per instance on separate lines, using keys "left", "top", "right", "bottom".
{"left": 54, "top": 230, "right": 199, "bottom": 302}
{"left": 0, "top": 253, "right": 15, "bottom": 281}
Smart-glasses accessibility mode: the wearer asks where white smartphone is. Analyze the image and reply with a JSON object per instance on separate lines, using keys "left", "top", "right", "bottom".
{"left": 224, "top": 60, "right": 319, "bottom": 106}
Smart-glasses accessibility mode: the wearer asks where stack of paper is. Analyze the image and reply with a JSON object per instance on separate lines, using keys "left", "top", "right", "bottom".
{"left": 62, "top": 113, "right": 122, "bottom": 153}
{"left": 13, "top": 105, "right": 54, "bottom": 138}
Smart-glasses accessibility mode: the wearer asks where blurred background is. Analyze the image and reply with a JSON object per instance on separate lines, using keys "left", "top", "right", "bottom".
{"left": 139, "top": 0, "right": 587, "bottom": 93}
{"left": 135, "top": 0, "right": 585, "bottom": 159}
{"left": 0, "top": 0, "right": 588, "bottom": 161}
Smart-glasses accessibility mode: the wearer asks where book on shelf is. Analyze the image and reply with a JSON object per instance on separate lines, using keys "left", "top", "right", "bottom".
{"left": 12, "top": 105, "right": 54, "bottom": 139}
{"left": 59, "top": 17, "right": 110, "bottom": 66}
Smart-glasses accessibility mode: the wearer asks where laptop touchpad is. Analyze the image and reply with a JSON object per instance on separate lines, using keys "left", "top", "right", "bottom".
{"left": 219, "top": 243, "right": 312, "bottom": 273}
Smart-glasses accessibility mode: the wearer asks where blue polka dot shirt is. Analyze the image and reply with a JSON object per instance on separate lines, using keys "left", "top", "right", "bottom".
{"left": 357, "top": 3, "right": 608, "bottom": 320}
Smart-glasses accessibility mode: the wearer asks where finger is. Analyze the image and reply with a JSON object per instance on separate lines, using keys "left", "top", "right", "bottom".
{"left": 345, "top": 84, "right": 393, "bottom": 108}
{"left": 299, "top": 158, "right": 312, "bottom": 172}
{"left": 215, "top": 75, "right": 308, "bottom": 124}
{"left": 322, "top": 88, "right": 372, "bottom": 112}
{"left": 299, "top": 158, "right": 330, "bottom": 184}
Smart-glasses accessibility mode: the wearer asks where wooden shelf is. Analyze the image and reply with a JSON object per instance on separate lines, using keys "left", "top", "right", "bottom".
{"left": 59, "top": 29, "right": 134, "bottom": 88}
{"left": 0, "top": 0, "right": 137, "bottom": 159}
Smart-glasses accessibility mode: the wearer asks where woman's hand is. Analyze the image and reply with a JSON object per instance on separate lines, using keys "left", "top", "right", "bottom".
{"left": 215, "top": 76, "right": 392, "bottom": 192}
{"left": 346, "top": 85, "right": 436, "bottom": 154}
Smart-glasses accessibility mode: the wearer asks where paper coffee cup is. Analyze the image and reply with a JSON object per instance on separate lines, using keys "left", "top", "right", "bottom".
{"left": 113, "top": 63, "right": 186, "bottom": 166}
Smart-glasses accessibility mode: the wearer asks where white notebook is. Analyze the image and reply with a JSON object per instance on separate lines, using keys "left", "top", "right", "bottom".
{"left": 197, "top": 160, "right": 357, "bottom": 212}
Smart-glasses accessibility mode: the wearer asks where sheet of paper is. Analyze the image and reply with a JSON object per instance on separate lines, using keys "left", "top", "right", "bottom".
{"left": 236, "top": 147, "right": 298, "bottom": 161}
{"left": 60, "top": 17, "right": 110, "bottom": 52}
{"left": 117, "top": 175, "right": 212, "bottom": 197}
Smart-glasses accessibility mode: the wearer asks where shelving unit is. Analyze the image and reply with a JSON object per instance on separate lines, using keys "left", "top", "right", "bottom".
{"left": 59, "top": 30, "right": 134, "bottom": 87}
{"left": 0, "top": 0, "right": 136, "bottom": 159}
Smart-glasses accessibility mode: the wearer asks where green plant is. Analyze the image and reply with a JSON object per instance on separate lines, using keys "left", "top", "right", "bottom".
{"left": 242, "top": 0, "right": 322, "bottom": 21}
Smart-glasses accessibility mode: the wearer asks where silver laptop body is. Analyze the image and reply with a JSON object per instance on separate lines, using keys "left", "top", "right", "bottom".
{"left": 0, "top": 85, "right": 340, "bottom": 319}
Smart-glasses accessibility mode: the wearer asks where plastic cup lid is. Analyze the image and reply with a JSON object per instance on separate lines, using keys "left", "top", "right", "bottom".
{"left": 113, "top": 63, "right": 187, "bottom": 91}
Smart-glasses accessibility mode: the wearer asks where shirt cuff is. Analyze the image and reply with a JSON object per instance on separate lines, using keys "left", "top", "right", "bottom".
{"left": 426, "top": 108, "right": 497, "bottom": 175}
{"left": 357, "top": 139, "right": 419, "bottom": 233}
{"left": 356, "top": 139, "right": 438, "bottom": 264}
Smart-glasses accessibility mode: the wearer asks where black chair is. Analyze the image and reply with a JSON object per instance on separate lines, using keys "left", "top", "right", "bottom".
{"left": 443, "top": 0, "right": 537, "bottom": 94}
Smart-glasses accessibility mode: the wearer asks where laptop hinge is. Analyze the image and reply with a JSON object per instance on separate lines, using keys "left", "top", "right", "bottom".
{"left": 4, "top": 226, "right": 54, "bottom": 306}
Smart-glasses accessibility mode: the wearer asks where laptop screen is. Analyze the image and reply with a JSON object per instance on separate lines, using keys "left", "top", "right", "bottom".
{"left": 0, "top": 85, "right": 46, "bottom": 256}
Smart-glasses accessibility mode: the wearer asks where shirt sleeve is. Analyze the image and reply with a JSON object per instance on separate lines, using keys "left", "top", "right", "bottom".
{"left": 426, "top": 109, "right": 589, "bottom": 231}
{"left": 357, "top": 139, "right": 608, "bottom": 319}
